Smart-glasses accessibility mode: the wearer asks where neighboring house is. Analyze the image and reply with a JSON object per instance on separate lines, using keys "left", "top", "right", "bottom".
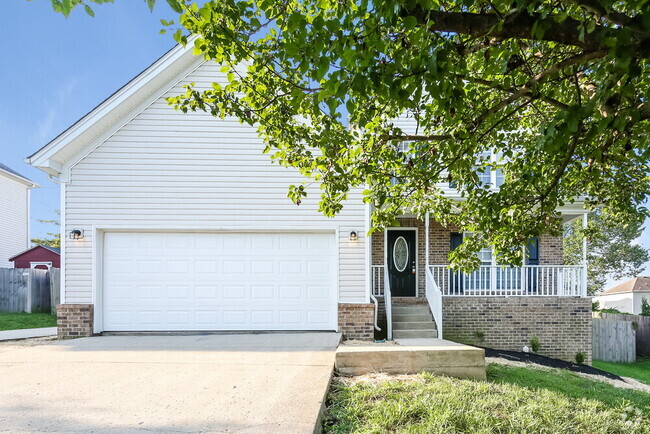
{"left": 594, "top": 277, "right": 650, "bottom": 315}
{"left": 0, "top": 163, "right": 38, "bottom": 268}
{"left": 26, "top": 42, "right": 592, "bottom": 362}
{"left": 9, "top": 245, "right": 61, "bottom": 270}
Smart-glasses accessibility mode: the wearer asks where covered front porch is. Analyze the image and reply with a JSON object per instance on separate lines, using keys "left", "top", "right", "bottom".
{"left": 368, "top": 211, "right": 589, "bottom": 341}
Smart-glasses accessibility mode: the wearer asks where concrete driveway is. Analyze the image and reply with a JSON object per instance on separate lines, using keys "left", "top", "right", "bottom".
{"left": 0, "top": 333, "right": 340, "bottom": 433}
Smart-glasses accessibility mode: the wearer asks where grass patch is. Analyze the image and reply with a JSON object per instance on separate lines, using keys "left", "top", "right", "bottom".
{"left": 593, "top": 359, "right": 650, "bottom": 386}
{"left": 324, "top": 364, "right": 650, "bottom": 433}
{"left": 0, "top": 313, "right": 57, "bottom": 331}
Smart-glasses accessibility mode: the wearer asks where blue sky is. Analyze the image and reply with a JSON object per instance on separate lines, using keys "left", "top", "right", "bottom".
{"left": 1, "top": 1, "right": 648, "bottom": 286}
{"left": 0, "top": 1, "right": 179, "bottom": 239}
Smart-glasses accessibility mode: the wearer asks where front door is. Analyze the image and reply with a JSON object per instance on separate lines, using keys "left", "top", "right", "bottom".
{"left": 387, "top": 229, "right": 416, "bottom": 297}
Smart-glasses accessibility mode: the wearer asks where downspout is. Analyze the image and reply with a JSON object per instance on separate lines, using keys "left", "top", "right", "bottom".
{"left": 370, "top": 293, "right": 381, "bottom": 331}
{"left": 366, "top": 200, "right": 380, "bottom": 331}
{"left": 425, "top": 213, "right": 430, "bottom": 270}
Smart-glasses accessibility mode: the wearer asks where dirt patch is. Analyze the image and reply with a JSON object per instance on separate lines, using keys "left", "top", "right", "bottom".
{"left": 335, "top": 372, "right": 424, "bottom": 385}
{"left": 0, "top": 336, "right": 59, "bottom": 350}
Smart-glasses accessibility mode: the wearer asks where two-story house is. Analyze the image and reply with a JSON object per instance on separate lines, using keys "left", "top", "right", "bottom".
{"left": 0, "top": 163, "right": 38, "bottom": 268}
{"left": 27, "top": 41, "right": 592, "bottom": 362}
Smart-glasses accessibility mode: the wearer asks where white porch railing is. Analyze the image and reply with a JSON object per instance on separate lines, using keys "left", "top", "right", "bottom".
{"left": 428, "top": 265, "right": 586, "bottom": 297}
{"left": 371, "top": 265, "right": 384, "bottom": 296}
{"left": 425, "top": 265, "right": 443, "bottom": 338}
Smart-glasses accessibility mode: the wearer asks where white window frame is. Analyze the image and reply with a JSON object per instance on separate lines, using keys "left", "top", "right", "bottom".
{"left": 30, "top": 261, "right": 52, "bottom": 270}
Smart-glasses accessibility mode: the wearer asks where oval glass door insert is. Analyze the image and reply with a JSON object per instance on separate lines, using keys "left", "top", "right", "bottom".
{"left": 393, "top": 236, "right": 409, "bottom": 272}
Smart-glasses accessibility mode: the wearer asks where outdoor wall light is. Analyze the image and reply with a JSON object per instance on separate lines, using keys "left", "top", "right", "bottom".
{"left": 349, "top": 231, "right": 358, "bottom": 242}
{"left": 69, "top": 229, "right": 84, "bottom": 240}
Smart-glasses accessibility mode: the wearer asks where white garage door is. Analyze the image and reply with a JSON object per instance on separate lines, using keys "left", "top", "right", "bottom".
{"left": 102, "top": 232, "right": 337, "bottom": 331}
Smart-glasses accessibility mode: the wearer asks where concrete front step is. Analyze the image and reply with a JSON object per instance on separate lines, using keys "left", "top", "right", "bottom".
{"left": 393, "top": 330, "right": 438, "bottom": 339}
{"left": 393, "top": 313, "right": 433, "bottom": 322}
{"left": 335, "top": 339, "right": 486, "bottom": 379}
{"left": 393, "top": 321, "right": 437, "bottom": 330}
{"left": 393, "top": 306, "right": 431, "bottom": 314}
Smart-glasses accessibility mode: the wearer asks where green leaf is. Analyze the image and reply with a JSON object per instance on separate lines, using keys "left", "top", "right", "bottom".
{"left": 84, "top": 4, "right": 95, "bottom": 17}
{"left": 166, "top": 0, "right": 183, "bottom": 13}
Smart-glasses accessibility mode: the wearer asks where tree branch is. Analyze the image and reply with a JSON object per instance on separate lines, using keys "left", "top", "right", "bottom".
{"left": 472, "top": 50, "right": 606, "bottom": 127}
{"left": 563, "top": 0, "right": 637, "bottom": 29}
{"left": 461, "top": 75, "right": 571, "bottom": 110}
{"left": 402, "top": 8, "right": 643, "bottom": 53}
{"left": 379, "top": 134, "right": 452, "bottom": 142}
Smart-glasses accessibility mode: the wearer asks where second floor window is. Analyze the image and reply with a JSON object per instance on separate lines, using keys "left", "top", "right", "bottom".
{"left": 451, "top": 150, "right": 505, "bottom": 190}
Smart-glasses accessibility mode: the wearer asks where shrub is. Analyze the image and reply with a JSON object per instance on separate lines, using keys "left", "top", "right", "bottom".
{"left": 592, "top": 301, "right": 600, "bottom": 311}
{"left": 529, "top": 336, "right": 540, "bottom": 353}
{"left": 600, "top": 308, "right": 626, "bottom": 314}
{"left": 575, "top": 352, "right": 586, "bottom": 365}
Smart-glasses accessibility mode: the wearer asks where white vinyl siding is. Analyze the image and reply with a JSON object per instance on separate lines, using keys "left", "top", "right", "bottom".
{"left": 0, "top": 175, "right": 30, "bottom": 267}
{"left": 64, "top": 61, "right": 367, "bottom": 305}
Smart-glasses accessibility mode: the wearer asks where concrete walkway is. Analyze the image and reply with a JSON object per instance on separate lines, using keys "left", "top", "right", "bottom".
{"left": 0, "top": 326, "right": 57, "bottom": 341}
{"left": 0, "top": 333, "right": 340, "bottom": 433}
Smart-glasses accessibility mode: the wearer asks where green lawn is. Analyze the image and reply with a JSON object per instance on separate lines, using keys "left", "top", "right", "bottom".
{"left": 323, "top": 364, "right": 650, "bottom": 433}
{"left": 593, "top": 359, "right": 650, "bottom": 386}
{"left": 0, "top": 313, "right": 57, "bottom": 331}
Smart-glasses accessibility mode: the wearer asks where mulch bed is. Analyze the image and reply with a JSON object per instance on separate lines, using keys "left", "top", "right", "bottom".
{"left": 483, "top": 347, "right": 623, "bottom": 381}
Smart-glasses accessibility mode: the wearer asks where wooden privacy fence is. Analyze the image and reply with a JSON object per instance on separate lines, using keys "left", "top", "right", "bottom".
{"left": 0, "top": 268, "right": 60, "bottom": 314}
{"left": 592, "top": 317, "right": 636, "bottom": 363}
{"left": 599, "top": 312, "right": 650, "bottom": 358}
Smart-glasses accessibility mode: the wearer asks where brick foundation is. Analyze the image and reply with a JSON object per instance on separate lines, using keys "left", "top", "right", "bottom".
{"left": 338, "top": 303, "right": 374, "bottom": 340}
{"left": 57, "top": 304, "right": 94, "bottom": 339}
{"left": 443, "top": 297, "right": 592, "bottom": 364}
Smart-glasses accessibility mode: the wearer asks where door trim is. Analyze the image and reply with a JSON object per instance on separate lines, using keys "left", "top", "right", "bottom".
{"left": 384, "top": 227, "right": 418, "bottom": 297}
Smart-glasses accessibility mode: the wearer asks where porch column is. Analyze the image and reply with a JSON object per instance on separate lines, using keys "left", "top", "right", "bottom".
{"left": 425, "top": 213, "right": 430, "bottom": 269}
{"left": 582, "top": 213, "right": 588, "bottom": 296}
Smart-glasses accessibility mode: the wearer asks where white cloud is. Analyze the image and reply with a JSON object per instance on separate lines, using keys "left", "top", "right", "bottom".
{"left": 35, "top": 78, "right": 79, "bottom": 143}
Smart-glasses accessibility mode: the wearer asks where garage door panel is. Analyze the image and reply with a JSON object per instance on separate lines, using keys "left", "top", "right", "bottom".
{"left": 102, "top": 232, "right": 336, "bottom": 331}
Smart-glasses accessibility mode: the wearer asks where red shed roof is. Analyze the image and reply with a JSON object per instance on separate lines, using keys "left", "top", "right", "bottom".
{"left": 9, "top": 245, "right": 60, "bottom": 261}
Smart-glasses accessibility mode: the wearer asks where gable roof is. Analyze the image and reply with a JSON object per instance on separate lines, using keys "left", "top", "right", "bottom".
{"left": 26, "top": 39, "right": 202, "bottom": 178}
{"left": 8, "top": 245, "right": 60, "bottom": 261}
{"left": 600, "top": 277, "right": 650, "bottom": 295}
{"left": 0, "top": 162, "right": 38, "bottom": 187}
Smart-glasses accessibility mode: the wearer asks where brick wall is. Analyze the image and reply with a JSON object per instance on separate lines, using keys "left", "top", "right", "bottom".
{"left": 443, "top": 297, "right": 592, "bottom": 364}
{"left": 57, "top": 304, "right": 94, "bottom": 339}
{"left": 539, "top": 234, "right": 563, "bottom": 265}
{"left": 338, "top": 303, "right": 374, "bottom": 340}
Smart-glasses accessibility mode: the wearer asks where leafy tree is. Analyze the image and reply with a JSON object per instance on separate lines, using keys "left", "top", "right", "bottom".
{"left": 49, "top": 0, "right": 650, "bottom": 270}
{"left": 31, "top": 210, "right": 61, "bottom": 249}
{"left": 564, "top": 210, "right": 649, "bottom": 295}
{"left": 47, "top": 0, "right": 181, "bottom": 17}
{"left": 641, "top": 297, "right": 650, "bottom": 317}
